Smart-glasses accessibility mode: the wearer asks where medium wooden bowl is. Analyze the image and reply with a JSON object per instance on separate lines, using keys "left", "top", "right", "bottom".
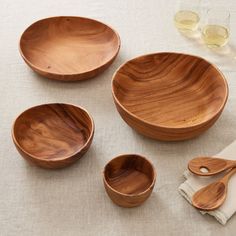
{"left": 112, "top": 52, "right": 228, "bottom": 141}
{"left": 103, "top": 154, "right": 156, "bottom": 207}
{"left": 12, "top": 103, "right": 94, "bottom": 169}
{"left": 19, "top": 16, "right": 120, "bottom": 81}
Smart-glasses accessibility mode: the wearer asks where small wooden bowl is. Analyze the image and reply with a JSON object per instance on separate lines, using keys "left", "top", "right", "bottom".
{"left": 103, "top": 154, "right": 156, "bottom": 207}
{"left": 12, "top": 103, "right": 94, "bottom": 169}
{"left": 19, "top": 16, "right": 120, "bottom": 81}
{"left": 112, "top": 52, "right": 228, "bottom": 141}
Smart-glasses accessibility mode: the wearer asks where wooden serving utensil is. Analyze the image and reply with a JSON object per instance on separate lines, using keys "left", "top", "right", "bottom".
{"left": 188, "top": 157, "right": 236, "bottom": 176}
{"left": 192, "top": 168, "right": 236, "bottom": 211}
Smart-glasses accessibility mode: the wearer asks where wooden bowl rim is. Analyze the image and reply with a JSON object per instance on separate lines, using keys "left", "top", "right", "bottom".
{"left": 111, "top": 52, "right": 229, "bottom": 129}
{"left": 12, "top": 103, "right": 95, "bottom": 162}
{"left": 19, "top": 16, "right": 121, "bottom": 77}
{"left": 103, "top": 154, "right": 156, "bottom": 197}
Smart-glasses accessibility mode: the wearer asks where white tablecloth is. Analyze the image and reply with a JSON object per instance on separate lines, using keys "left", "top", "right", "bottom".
{"left": 1, "top": 0, "right": 236, "bottom": 235}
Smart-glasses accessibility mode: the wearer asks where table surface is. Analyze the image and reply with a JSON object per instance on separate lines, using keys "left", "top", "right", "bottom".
{"left": 1, "top": 0, "right": 236, "bottom": 235}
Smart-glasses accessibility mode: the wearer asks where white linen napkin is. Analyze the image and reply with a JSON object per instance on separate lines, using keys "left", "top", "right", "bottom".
{"left": 179, "top": 140, "right": 236, "bottom": 225}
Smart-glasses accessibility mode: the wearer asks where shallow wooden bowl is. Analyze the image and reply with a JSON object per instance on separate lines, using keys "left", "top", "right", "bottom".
{"left": 12, "top": 103, "right": 94, "bottom": 169}
{"left": 19, "top": 16, "right": 120, "bottom": 81}
{"left": 112, "top": 52, "right": 228, "bottom": 141}
{"left": 103, "top": 154, "right": 156, "bottom": 207}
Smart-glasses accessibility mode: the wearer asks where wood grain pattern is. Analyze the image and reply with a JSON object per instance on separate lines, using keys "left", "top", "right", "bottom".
{"left": 112, "top": 52, "right": 228, "bottom": 141}
{"left": 103, "top": 154, "right": 156, "bottom": 207}
{"left": 19, "top": 16, "right": 120, "bottom": 81}
{"left": 188, "top": 157, "right": 236, "bottom": 176}
{"left": 12, "top": 103, "right": 94, "bottom": 169}
{"left": 192, "top": 168, "right": 236, "bottom": 211}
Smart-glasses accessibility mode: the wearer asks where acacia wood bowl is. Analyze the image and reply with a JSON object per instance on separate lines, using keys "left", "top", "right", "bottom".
{"left": 103, "top": 154, "right": 156, "bottom": 207}
{"left": 12, "top": 103, "right": 94, "bottom": 169}
{"left": 112, "top": 52, "right": 228, "bottom": 141}
{"left": 19, "top": 16, "right": 120, "bottom": 81}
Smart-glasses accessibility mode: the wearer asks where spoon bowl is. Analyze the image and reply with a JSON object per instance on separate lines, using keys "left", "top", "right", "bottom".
{"left": 192, "top": 182, "right": 227, "bottom": 211}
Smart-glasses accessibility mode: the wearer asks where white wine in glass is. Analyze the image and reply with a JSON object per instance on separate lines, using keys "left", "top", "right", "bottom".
{"left": 174, "top": 0, "right": 201, "bottom": 32}
{"left": 202, "top": 8, "right": 230, "bottom": 48}
{"left": 202, "top": 25, "right": 229, "bottom": 47}
{"left": 174, "top": 10, "right": 200, "bottom": 32}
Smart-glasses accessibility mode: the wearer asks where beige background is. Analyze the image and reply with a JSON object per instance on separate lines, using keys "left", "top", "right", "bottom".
{"left": 1, "top": 0, "right": 236, "bottom": 235}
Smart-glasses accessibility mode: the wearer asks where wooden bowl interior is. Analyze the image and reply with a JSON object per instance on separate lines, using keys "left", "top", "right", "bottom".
{"left": 113, "top": 53, "right": 228, "bottom": 128}
{"left": 104, "top": 155, "right": 155, "bottom": 195}
{"left": 20, "top": 16, "right": 120, "bottom": 75}
{"left": 13, "top": 104, "right": 93, "bottom": 160}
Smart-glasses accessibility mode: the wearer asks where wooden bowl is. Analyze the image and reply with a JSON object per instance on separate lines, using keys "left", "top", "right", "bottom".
{"left": 19, "top": 16, "right": 120, "bottom": 81}
{"left": 12, "top": 103, "right": 94, "bottom": 169}
{"left": 103, "top": 154, "right": 156, "bottom": 207}
{"left": 112, "top": 52, "right": 228, "bottom": 141}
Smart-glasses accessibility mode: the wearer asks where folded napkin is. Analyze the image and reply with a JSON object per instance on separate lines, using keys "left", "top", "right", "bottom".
{"left": 179, "top": 140, "right": 236, "bottom": 225}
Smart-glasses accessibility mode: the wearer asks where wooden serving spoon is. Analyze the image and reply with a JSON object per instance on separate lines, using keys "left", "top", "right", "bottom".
{"left": 188, "top": 157, "right": 236, "bottom": 176}
{"left": 192, "top": 168, "right": 236, "bottom": 211}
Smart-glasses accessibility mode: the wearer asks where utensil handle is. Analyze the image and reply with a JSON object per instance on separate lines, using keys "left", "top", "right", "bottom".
{"left": 222, "top": 167, "right": 236, "bottom": 183}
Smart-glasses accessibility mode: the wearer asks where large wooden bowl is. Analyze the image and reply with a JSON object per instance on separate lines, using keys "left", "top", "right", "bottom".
{"left": 12, "top": 103, "right": 94, "bottom": 169}
{"left": 112, "top": 53, "right": 228, "bottom": 141}
{"left": 103, "top": 154, "right": 156, "bottom": 207}
{"left": 19, "top": 16, "right": 120, "bottom": 81}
